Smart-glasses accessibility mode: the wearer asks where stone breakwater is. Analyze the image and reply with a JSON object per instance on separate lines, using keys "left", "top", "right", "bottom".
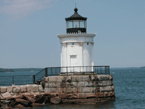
{"left": 43, "top": 75, "right": 115, "bottom": 104}
{"left": 0, "top": 75, "right": 115, "bottom": 108}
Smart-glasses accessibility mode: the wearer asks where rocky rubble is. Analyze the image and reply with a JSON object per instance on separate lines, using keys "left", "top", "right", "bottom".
{"left": 0, "top": 91, "right": 115, "bottom": 108}
{"left": 0, "top": 92, "right": 61, "bottom": 108}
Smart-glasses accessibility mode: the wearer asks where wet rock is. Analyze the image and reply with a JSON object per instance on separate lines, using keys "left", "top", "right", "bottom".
{"left": 77, "top": 93, "right": 86, "bottom": 98}
{"left": 15, "top": 99, "right": 30, "bottom": 106}
{"left": 14, "top": 104, "right": 25, "bottom": 108}
{"left": 50, "top": 97, "right": 61, "bottom": 104}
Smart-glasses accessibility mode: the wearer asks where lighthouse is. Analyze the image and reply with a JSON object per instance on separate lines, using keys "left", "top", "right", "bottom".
{"left": 57, "top": 8, "right": 96, "bottom": 72}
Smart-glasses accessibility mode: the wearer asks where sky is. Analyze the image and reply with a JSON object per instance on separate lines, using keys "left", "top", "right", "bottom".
{"left": 0, "top": 0, "right": 145, "bottom": 68}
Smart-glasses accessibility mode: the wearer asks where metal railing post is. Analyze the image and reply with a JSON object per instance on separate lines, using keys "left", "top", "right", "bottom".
{"left": 33, "top": 75, "right": 35, "bottom": 84}
{"left": 45, "top": 68, "right": 48, "bottom": 77}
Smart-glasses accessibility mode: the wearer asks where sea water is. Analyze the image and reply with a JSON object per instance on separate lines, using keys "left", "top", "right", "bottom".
{"left": 0, "top": 67, "right": 145, "bottom": 109}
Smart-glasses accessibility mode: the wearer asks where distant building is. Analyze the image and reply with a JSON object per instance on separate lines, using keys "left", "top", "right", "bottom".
{"left": 57, "top": 8, "right": 96, "bottom": 72}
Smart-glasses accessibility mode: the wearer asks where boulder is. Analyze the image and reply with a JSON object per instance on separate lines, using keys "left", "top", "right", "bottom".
{"left": 1, "top": 92, "right": 12, "bottom": 100}
{"left": 50, "top": 97, "right": 61, "bottom": 104}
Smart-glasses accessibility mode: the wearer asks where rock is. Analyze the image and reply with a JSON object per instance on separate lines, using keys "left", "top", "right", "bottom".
{"left": 66, "top": 88, "right": 77, "bottom": 93}
{"left": 14, "top": 104, "right": 25, "bottom": 108}
{"left": 1, "top": 92, "right": 12, "bottom": 100}
{"left": 84, "top": 81, "right": 94, "bottom": 87}
{"left": 34, "top": 94, "right": 43, "bottom": 102}
{"left": 78, "top": 82, "right": 85, "bottom": 87}
{"left": 23, "top": 95, "right": 35, "bottom": 103}
{"left": 12, "top": 86, "right": 21, "bottom": 93}
{"left": 97, "top": 75, "right": 111, "bottom": 81}
{"left": 8, "top": 98, "right": 16, "bottom": 108}
{"left": 98, "top": 92, "right": 104, "bottom": 98}
{"left": 66, "top": 82, "right": 77, "bottom": 88}
{"left": 48, "top": 76, "right": 57, "bottom": 82}
{"left": 12, "top": 95, "right": 23, "bottom": 99}
{"left": 66, "top": 94, "right": 77, "bottom": 99}
{"left": 32, "top": 85, "right": 39, "bottom": 92}
{"left": 77, "top": 93, "right": 86, "bottom": 98}
{"left": 1, "top": 87, "right": 7, "bottom": 93}
{"left": 71, "top": 76, "right": 79, "bottom": 82}
{"left": 85, "top": 93, "right": 96, "bottom": 98}
{"left": 45, "top": 83, "right": 56, "bottom": 88}
{"left": 26, "top": 85, "right": 33, "bottom": 92}
{"left": 98, "top": 80, "right": 112, "bottom": 86}
{"left": 20, "top": 86, "right": 27, "bottom": 92}
{"left": 15, "top": 99, "right": 30, "bottom": 106}
{"left": 83, "top": 76, "right": 90, "bottom": 81}
{"left": 100, "top": 86, "right": 112, "bottom": 92}
{"left": 44, "top": 88, "right": 51, "bottom": 92}
{"left": 7, "top": 87, "right": 12, "bottom": 93}
{"left": 32, "top": 103, "right": 43, "bottom": 106}
{"left": 38, "top": 85, "right": 44, "bottom": 92}
{"left": 111, "top": 86, "right": 114, "bottom": 91}
{"left": 50, "top": 97, "right": 61, "bottom": 104}
{"left": 44, "top": 88, "right": 56, "bottom": 93}
{"left": 78, "top": 87, "right": 94, "bottom": 93}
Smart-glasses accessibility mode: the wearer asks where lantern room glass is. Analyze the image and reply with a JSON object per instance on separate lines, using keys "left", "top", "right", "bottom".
{"left": 66, "top": 20, "right": 86, "bottom": 29}
{"left": 67, "top": 21, "right": 73, "bottom": 28}
{"left": 73, "top": 20, "right": 79, "bottom": 28}
{"left": 80, "top": 21, "right": 85, "bottom": 28}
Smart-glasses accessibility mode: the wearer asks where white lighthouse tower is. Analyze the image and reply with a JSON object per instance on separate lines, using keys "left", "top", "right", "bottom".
{"left": 57, "top": 8, "right": 96, "bottom": 72}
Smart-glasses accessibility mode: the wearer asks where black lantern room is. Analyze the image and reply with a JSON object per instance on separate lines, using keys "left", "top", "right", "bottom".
{"left": 65, "top": 8, "right": 87, "bottom": 33}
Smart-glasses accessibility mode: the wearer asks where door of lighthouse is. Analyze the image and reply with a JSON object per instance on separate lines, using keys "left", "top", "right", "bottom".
{"left": 70, "top": 55, "right": 77, "bottom": 72}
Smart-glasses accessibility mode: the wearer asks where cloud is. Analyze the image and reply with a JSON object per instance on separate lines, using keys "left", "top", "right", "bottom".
{"left": 0, "top": 0, "right": 57, "bottom": 18}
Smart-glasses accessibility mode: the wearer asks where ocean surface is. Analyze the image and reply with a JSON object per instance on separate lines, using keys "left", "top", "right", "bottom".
{"left": 0, "top": 67, "right": 145, "bottom": 109}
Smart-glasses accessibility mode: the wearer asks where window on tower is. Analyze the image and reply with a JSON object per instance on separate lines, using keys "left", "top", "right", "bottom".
{"left": 73, "top": 20, "right": 79, "bottom": 28}
{"left": 80, "top": 21, "right": 85, "bottom": 28}
{"left": 66, "top": 20, "right": 86, "bottom": 29}
{"left": 67, "top": 21, "right": 73, "bottom": 28}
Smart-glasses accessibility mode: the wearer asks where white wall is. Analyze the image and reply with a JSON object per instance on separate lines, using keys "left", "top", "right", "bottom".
{"left": 58, "top": 33, "right": 96, "bottom": 72}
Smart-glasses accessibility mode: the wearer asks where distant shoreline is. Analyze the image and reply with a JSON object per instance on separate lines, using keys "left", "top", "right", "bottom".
{"left": 0, "top": 68, "right": 43, "bottom": 72}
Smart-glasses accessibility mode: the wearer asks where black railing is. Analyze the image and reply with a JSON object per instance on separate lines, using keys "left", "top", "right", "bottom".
{"left": 0, "top": 66, "right": 110, "bottom": 86}
{"left": 0, "top": 75, "right": 33, "bottom": 86}
{"left": 34, "top": 66, "right": 110, "bottom": 83}
{"left": 35, "top": 69, "right": 45, "bottom": 83}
